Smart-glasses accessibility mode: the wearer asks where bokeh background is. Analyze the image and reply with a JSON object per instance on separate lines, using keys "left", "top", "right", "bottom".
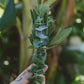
{"left": 0, "top": 0, "right": 84, "bottom": 84}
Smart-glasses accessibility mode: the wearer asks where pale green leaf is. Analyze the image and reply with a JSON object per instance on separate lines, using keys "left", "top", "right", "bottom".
{"left": 35, "top": 26, "right": 48, "bottom": 31}
{"left": 49, "top": 28, "right": 72, "bottom": 46}
{"left": 36, "top": 32, "right": 48, "bottom": 39}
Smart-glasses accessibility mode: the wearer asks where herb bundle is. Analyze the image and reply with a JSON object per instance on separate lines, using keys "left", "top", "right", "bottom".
{"left": 28, "top": 0, "right": 72, "bottom": 84}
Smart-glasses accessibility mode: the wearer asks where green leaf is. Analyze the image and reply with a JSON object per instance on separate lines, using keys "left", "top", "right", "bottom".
{"left": 0, "top": 31, "right": 2, "bottom": 37}
{"left": 48, "top": 26, "right": 55, "bottom": 36}
{"left": 30, "top": 9, "right": 37, "bottom": 23}
{"left": 56, "top": 27, "right": 63, "bottom": 36}
{"left": 33, "top": 39, "right": 41, "bottom": 48}
{"left": 36, "top": 32, "right": 48, "bottom": 39}
{"left": 48, "top": 28, "right": 72, "bottom": 47}
{"left": 35, "top": 26, "right": 48, "bottom": 31}
{"left": 0, "top": 0, "right": 16, "bottom": 31}
{"left": 0, "top": 0, "right": 7, "bottom": 8}
{"left": 28, "top": 45, "right": 34, "bottom": 49}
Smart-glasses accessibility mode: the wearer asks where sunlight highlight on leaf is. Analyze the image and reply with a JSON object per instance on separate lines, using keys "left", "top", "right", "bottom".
{"left": 83, "top": 27, "right": 84, "bottom": 32}
{"left": 75, "top": 76, "right": 80, "bottom": 81}
{"left": 0, "top": 7, "right": 4, "bottom": 18}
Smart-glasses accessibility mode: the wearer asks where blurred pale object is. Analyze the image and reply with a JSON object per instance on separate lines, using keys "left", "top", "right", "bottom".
{"left": 79, "top": 43, "right": 84, "bottom": 52}
{"left": 67, "top": 43, "right": 84, "bottom": 52}
{"left": 69, "top": 36, "right": 82, "bottom": 46}
{"left": 3, "top": 60, "right": 9, "bottom": 66}
{"left": 80, "top": 75, "right": 84, "bottom": 81}
{"left": 76, "top": 18, "right": 82, "bottom": 23}
{"left": 67, "top": 36, "right": 84, "bottom": 52}
{"left": 49, "top": 11, "right": 51, "bottom": 15}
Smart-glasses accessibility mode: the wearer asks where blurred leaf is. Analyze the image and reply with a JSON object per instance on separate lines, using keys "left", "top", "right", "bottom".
{"left": 0, "top": 0, "right": 16, "bottom": 31}
{"left": 15, "top": 3, "right": 23, "bottom": 16}
{"left": 0, "top": 0, "right": 7, "bottom": 8}
{"left": 0, "top": 68, "right": 3, "bottom": 74}
{"left": 75, "top": 76, "right": 80, "bottom": 81}
{"left": 33, "top": 39, "right": 41, "bottom": 48}
{"left": 48, "top": 28, "right": 72, "bottom": 47}
{"left": 36, "top": 32, "right": 48, "bottom": 39}
{"left": 30, "top": 9, "right": 37, "bottom": 24}
{"left": 35, "top": 26, "right": 48, "bottom": 31}
{"left": 45, "top": 0, "right": 56, "bottom": 6}
{"left": 83, "top": 27, "right": 84, "bottom": 32}
{"left": 0, "top": 7, "right": 4, "bottom": 17}
{"left": 0, "top": 31, "right": 2, "bottom": 37}
{"left": 28, "top": 45, "right": 34, "bottom": 49}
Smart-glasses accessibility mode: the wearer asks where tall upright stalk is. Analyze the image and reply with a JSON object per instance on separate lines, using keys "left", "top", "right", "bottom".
{"left": 28, "top": 0, "right": 54, "bottom": 84}
{"left": 28, "top": 0, "right": 72, "bottom": 84}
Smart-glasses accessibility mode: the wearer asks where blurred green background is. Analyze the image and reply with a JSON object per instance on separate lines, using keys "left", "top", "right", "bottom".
{"left": 0, "top": 0, "right": 84, "bottom": 84}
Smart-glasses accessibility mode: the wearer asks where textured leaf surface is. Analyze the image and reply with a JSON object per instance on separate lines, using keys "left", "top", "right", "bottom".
{"left": 49, "top": 28, "right": 72, "bottom": 46}
{"left": 0, "top": 0, "right": 16, "bottom": 30}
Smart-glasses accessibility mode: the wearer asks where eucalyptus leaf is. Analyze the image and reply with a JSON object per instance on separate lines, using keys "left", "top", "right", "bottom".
{"left": 35, "top": 26, "right": 48, "bottom": 31}
{"left": 33, "top": 39, "right": 41, "bottom": 48}
{"left": 36, "top": 32, "right": 48, "bottom": 39}
{"left": 0, "top": 0, "right": 16, "bottom": 31}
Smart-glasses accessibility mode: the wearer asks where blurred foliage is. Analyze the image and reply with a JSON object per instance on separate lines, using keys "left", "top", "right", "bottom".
{"left": 0, "top": 0, "right": 84, "bottom": 84}
{"left": 0, "top": 7, "right": 4, "bottom": 16}
{"left": 0, "top": 0, "right": 20, "bottom": 83}
{"left": 57, "top": 0, "right": 84, "bottom": 84}
{"left": 70, "top": 0, "right": 84, "bottom": 41}
{"left": 0, "top": 0, "right": 7, "bottom": 8}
